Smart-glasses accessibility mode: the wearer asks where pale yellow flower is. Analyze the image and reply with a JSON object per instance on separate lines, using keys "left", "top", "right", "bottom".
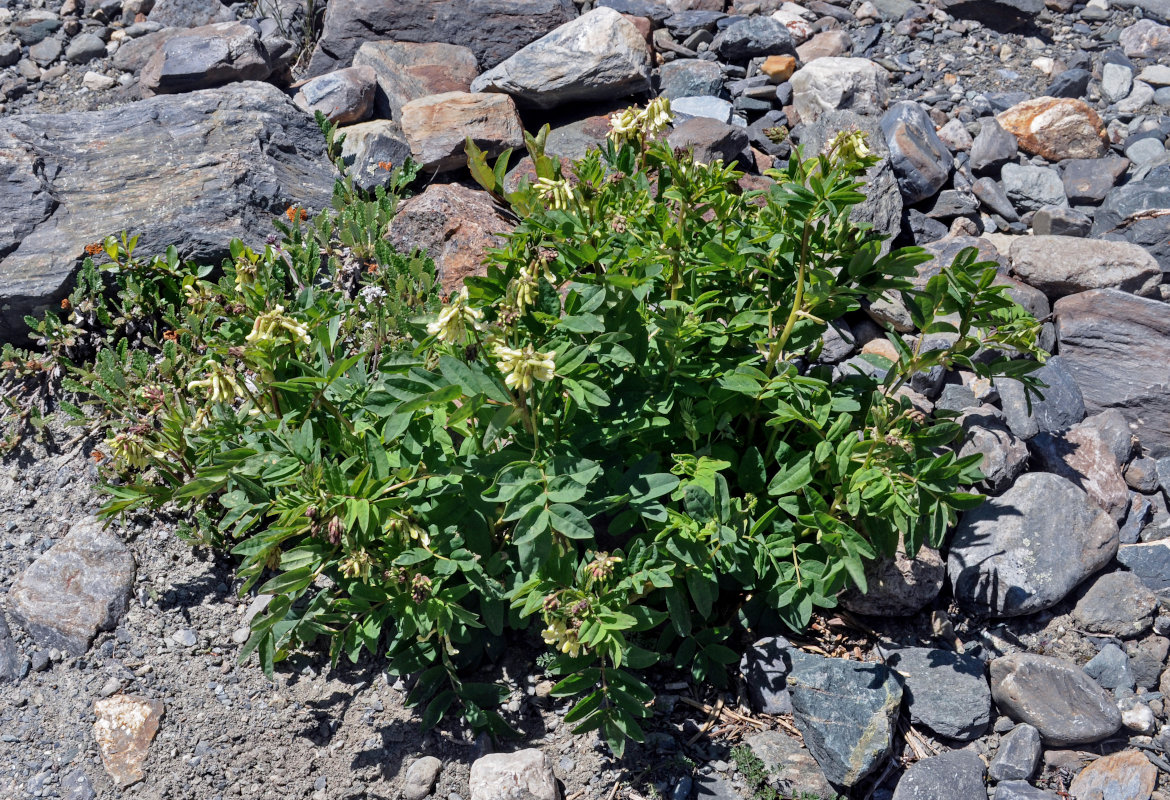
{"left": 426, "top": 287, "right": 483, "bottom": 343}
{"left": 245, "top": 305, "right": 311, "bottom": 347}
{"left": 534, "top": 177, "right": 575, "bottom": 211}
{"left": 106, "top": 432, "right": 165, "bottom": 470}
{"left": 187, "top": 361, "right": 245, "bottom": 404}
{"left": 641, "top": 97, "right": 673, "bottom": 136}
{"left": 494, "top": 343, "right": 556, "bottom": 393}
{"left": 541, "top": 620, "right": 583, "bottom": 657}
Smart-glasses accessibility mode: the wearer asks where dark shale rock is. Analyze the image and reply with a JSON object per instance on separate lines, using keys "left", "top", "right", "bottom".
{"left": 990, "top": 653, "right": 1123, "bottom": 745}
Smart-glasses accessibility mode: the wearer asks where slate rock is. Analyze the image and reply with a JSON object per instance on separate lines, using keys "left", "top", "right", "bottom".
{"left": 1048, "top": 67, "right": 1092, "bottom": 99}
{"left": 658, "top": 59, "right": 724, "bottom": 99}
{"left": 64, "top": 33, "right": 107, "bottom": 64}
{"left": 838, "top": 541, "right": 945, "bottom": 616}
{"left": 671, "top": 95, "right": 735, "bottom": 124}
{"left": 958, "top": 406, "right": 1029, "bottom": 494}
{"left": 790, "top": 57, "right": 889, "bottom": 124}
{"left": 11, "top": 11, "right": 62, "bottom": 46}
{"left": 306, "top": 0, "right": 577, "bottom": 77}
{"left": 400, "top": 91, "right": 523, "bottom": 173}
{"left": 890, "top": 749, "right": 986, "bottom": 800}
{"left": 1029, "top": 422, "right": 1130, "bottom": 522}
{"left": 0, "top": 611, "right": 17, "bottom": 683}
{"left": 1031, "top": 206, "right": 1092, "bottom": 238}
{"left": 667, "top": 118, "right": 750, "bottom": 166}
{"left": 9, "top": 519, "right": 135, "bottom": 656}
{"left": 112, "top": 27, "right": 185, "bottom": 73}
{"left": 1090, "top": 164, "right": 1170, "bottom": 273}
{"left": 147, "top": 0, "right": 235, "bottom": 27}
{"left": 1084, "top": 642, "right": 1136, "bottom": 690}
{"left": 1126, "top": 636, "right": 1169, "bottom": 690}
{"left": 970, "top": 117, "right": 1019, "bottom": 174}
{"left": 140, "top": 22, "right": 273, "bottom": 95}
{"left": 1001, "top": 163, "right": 1067, "bottom": 213}
{"left": 469, "top": 749, "right": 558, "bottom": 800}
{"left": 93, "top": 695, "right": 164, "bottom": 788}
{"left": 926, "top": 189, "right": 978, "bottom": 219}
{"left": 935, "top": 0, "right": 1042, "bottom": 30}
{"left": 472, "top": 8, "right": 652, "bottom": 109}
{"left": 989, "top": 724, "right": 1042, "bottom": 782}
{"left": 1054, "top": 290, "right": 1170, "bottom": 459}
{"left": 880, "top": 101, "right": 953, "bottom": 204}
{"left": 990, "top": 653, "right": 1123, "bottom": 745}
{"left": 739, "top": 636, "right": 794, "bottom": 714}
{"left": 787, "top": 650, "right": 901, "bottom": 788}
{"left": 884, "top": 647, "right": 991, "bottom": 741}
{"left": 600, "top": 0, "right": 673, "bottom": 23}
{"left": 387, "top": 184, "right": 513, "bottom": 298}
{"left": 713, "top": 15, "right": 797, "bottom": 61}
{"left": 1073, "top": 570, "right": 1157, "bottom": 638}
{"left": 973, "top": 177, "right": 1019, "bottom": 221}
{"left": 948, "top": 472, "right": 1118, "bottom": 617}
{"left": 352, "top": 41, "right": 478, "bottom": 122}
{"left": 1069, "top": 750, "right": 1157, "bottom": 800}
{"left": 663, "top": 10, "right": 726, "bottom": 38}
{"left": 544, "top": 114, "right": 614, "bottom": 160}
{"left": 1117, "top": 542, "right": 1170, "bottom": 593}
{"left": 29, "top": 37, "right": 63, "bottom": 66}
{"left": 997, "top": 97, "right": 1109, "bottom": 162}
{"left": 0, "top": 82, "right": 334, "bottom": 344}
{"left": 339, "top": 120, "right": 413, "bottom": 194}
{"left": 293, "top": 65, "right": 376, "bottom": 125}
{"left": 998, "top": 355, "right": 1085, "bottom": 440}
{"left": 1103, "top": 63, "right": 1136, "bottom": 105}
{"left": 743, "top": 731, "right": 836, "bottom": 800}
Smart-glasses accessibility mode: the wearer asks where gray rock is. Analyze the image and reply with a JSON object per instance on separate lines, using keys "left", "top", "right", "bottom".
{"left": 998, "top": 356, "right": 1085, "bottom": 440}
{"left": 1031, "top": 206, "right": 1091, "bottom": 238}
{"left": 64, "top": 33, "right": 106, "bottom": 64}
{"left": 1103, "top": 63, "right": 1135, "bottom": 104}
{"left": 544, "top": 114, "right": 613, "bottom": 161}
{"left": 884, "top": 647, "right": 991, "bottom": 741}
{"left": 469, "top": 749, "right": 557, "bottom": 800}
{"left": 111, "top": 27, "right": 186, "bottom": 73}
{"left": 970, "top": 118, "right": 1018, "bottom": 173}
{"left": 1126, "top": 136, "right": 1168, "bottom": 167}
{"left": 948, "top": 472, "right": 1118, "bottom": 617}
{"left": 1073, "top": 570, "right": 1157, "bottom": 638}
{"left": 973, "top": 177, "right": 1019, "bottom": 221}
{"left": 1048, "top": 68, "right": 1092, "bottom": 100}
{"left": 8, "top": 519, "right": 135, "bottom": 656}
{"left": 471, "top": 8, "right": 652, "bottom": 109}
{"left": 352, "top": 41, "right": 478, "bottom": 123}
{"left": 713, "top": 16, "right": 796, "bottom": 62}
{"left": 891, "top": 749, "right": 986, "bottom": 800}
{"left": 339, "top": 119, "right": 413, "bottom": 194}
{"left": 29, "top": 37, "right": 63, "bottom": 66}
{"left": 61, "top": 770, "right": 96, "bottom": 800}
{"left": 0, "top": 40, "right": 20, "bottom": 68}
{"left": 957, "top": 407, "right": 1029, "bottom": 493}
{"left": 1126, "top": 636, "right": 1169, "bottom": 690}
{"left": 740, "top": 636, "right": 794, "bottom": 714}
{"left": 1119, "top": 80, "right": 1157, "bottom": 114}
{"left": 670, "top": 95, "right": 735, "bottom": 124}
{"left": 400, "top": 91, "right": 523, "bottom": 173}
{"left": 1029, "top": 422, "right": 1130, "bottom": 522}
{"left": 1001, "top": 163, "right": 1067, "bottom": 213}
{"left": 1092, "top": 165, "right": 1170, "bottom": 273}
{"left": 599, "top": 0, "right": 672, "bottom": 22}
{"left": 11, "top": 12, "right": 61, "bottom": 46}
{"left": 1127, "top": 458, "right": 1161, "bottom": 492}
{"left": 995, "top": 781, "right": 1063, "bottom": 800}
{"left": 1054, "top": 290, "right": 1170, "bottom": 459}
{"left": 791, "top": 57, "right": 889, "bottom": 124}
{"left": 293, "top": 65, "right": 376, "bottom": 125}
{"left": 926, "top": 190, "right": 978, "bottom": 219}
{"left": 148, "top": 0, "right": 235, "bottom": 27}
{"left": 990, "top": 653, "right": 1123, "bottom": 745}
{"left": 880, "top": 101, "right": 953, "bottom": 204}
{"left": 1084, "top": 642, "right": 1136, "bottom": 690}
{"left": 140, "top": 22, "right": 273, "bottom": 95}
{"left": 307, "top": 0, "right": 577, "bottom": 77}
{"left": 989, "top": 724, "right": 1041, "bottom": 782}
{"left": 666, "top": 118, "right": 750, "bottom": 165}
{"left": 0, "top": 82, "right": 334, "bottom": 344}
{"left": 1117, "top": 542, "right": 1170, "bottom": 593}
{"left": 935, "top": 0, "right": 1042, "bottom": 30}
{"left": 1120, "top": 19, "right": 1170, "bottom": 58}
{"left": 0, "top": 612, "right": 17, "bottom": 683}
{"left": 658, "top": 59, "right": 724, "bottom": 100}
{"left": 838, "top": 541, "right": 945, "bottom": 616}
{"left": 403, "top": 756, "right": 443, "bottom": 800}
{"left": 787, "top": 650, "right": 902, "bottom": 788}
{"left": 1063, "top": 156, "right": 1128, "bottom": 205}
{"left": 743, "top": 731, "right": 835, "bottom": 800}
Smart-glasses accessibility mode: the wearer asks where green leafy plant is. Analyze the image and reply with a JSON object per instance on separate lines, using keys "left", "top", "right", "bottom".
{"left": 11, "top": 99, "right": 1044, "bottom": 756}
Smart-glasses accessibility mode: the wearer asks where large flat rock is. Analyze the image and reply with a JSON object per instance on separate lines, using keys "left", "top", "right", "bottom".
{"left": 991, "top": 653, "right": 1122, "bottom": 745}
{"left": 0, "top": 82, "right": 334, "bottom": 343}
{"left": 1055, "top": 289, "right": 1170, "bottom": 458}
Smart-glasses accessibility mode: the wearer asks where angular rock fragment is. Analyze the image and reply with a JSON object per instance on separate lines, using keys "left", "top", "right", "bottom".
{"left": 791, "top": 58, "right": 889, "bottom": 124}
{"left": 880, "top": 101, "right": 953, "bottom": 204}
{"left": 1009, "top": 236, "right": 1161, "bottom": 300}
{"left": 140, "top": 22, "right": 273, "bottom": 95}
{"left": 997, "top": 97, "right": 1108, "bottom": 161}
{"left": 352, "top": 41, "right": 479, "bottom": 122}
{"left": 93, "top": 695, "right": 164, "bottom": 788}
{"left": 293, "top": 65, "right": 376, "bottom": 125}
{"left": 399, "top": 91, "right": 524, "bottom": 173}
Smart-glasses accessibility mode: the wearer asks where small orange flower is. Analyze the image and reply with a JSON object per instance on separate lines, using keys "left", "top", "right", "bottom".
{"left": 84, "top": 242, "right": 104, "bottom": 256}
{"left": 60, "top": 298, "right": 71, "bottom": 310}
{"left": 377, "top": 161, "right": 394, "bottom": 171}
{"left": 365, "top": 261, "right": 378, "bottom": 274}
{"left": 91, "top": 450, "right": 105, "bottom": 463}
{"left": 162, "top": 330, "right": 178, "bottom": 342}
{"left": 285, "top": 206, "right": 308, "bottom": 223}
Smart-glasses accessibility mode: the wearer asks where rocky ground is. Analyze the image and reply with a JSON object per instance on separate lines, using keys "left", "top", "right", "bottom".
{"left": 5, "top": 0, "right": 1170, "bottom": 799}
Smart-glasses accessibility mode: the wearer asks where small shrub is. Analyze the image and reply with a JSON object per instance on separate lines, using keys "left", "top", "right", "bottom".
{"left": 10, "top": 101, "right": 1044, "bottom": 754}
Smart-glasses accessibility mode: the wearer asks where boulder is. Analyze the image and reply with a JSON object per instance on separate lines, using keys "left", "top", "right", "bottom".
{"left": 890, "top": 749, "right": 986, "bottom": 800}
{"left": 997, "top": 355, "right": 1085, "bottom": 440}
{"left": 147, "top": 0, "right": 234, "bottom": 26}
{"left": 880, "top": 101, "right": 954, "bottom": 204}
{"left": 1030, "top": 423, "right": 1130, "bottom": 522}
{"left": 883, "top": 647, "right": 991, "bottom": 741}
{"left": 469, "top": 749, "right": 558, "bottom": 800}
{"left": 790, "top": 58, "right": 889, "bottom": 124}
{"left": 306, "top": 0, "right": 577, "bottom": 77}
{"left": 339, "top": 120, "right": 413, "bottom": 194}
{"left": 293, "top": 65, "right": 376, "bottom": 125}
{"left": 666, "top": 118, "right": 751, "bottom": 166}
{"left": 990, "top": 653, "right": 1123, "bottom": 745}
{"left": 399, "top": 91, "right": 524, "bottom": 173}
{"left": 471, "top": 8, "right": 652, "bottom": 109}
{"left": 1068, "top": 751, "right": 1157, "bottom": 800}
{"left": 1031, "top": 207, "right": 1092, "bottom": 238}
{"left": 948, "top": 472, "right": 1118, "bottom": 617}
{"left": 743, "top": 731, "right": 835, "bottom": 799}
{"left": 387, "top": 184, "right": 514, "bottom": 298}
{"left": 545, "top": 114, "right": 615, "bottom": 160}
{"left": 956, "top": 406, "right": 1029, "bottom": 494}
{"left": 1063, "top": 156, "right": 1129, "bottom": 205}
{"left": 0, "top": 82, "right": 335, "bottom": 344}
{"left": 658, "top": 59, "right": 724, "bottom": 100}
{"left": 1054, "top": 290, "right": 1170, "bottom": 458}
{"left": 112, "top": 27, "right": 186, "bottom": 73}
{"left": 352, "top": 41, "right": 479, "bottom": 122}
{"left": 995, "top": 783, "right": 1064, "bottom": 800}
{"left": 740, "top": 636, "right": 795, "bottom": 714}
{"left": 1118, "top": 542, "right": 1170, "bottom": 593}
{"left": 1009, "top": 236, "right": 1161, "bottom": 300}
{"left": 1120, "top": 19, "right": 1170, "bottom": 59}
{"left": 671, "top": 96, "right": 735, "bottom": 124}
{"left": 796, "top": 29, "right": 853, "bottom": 62}
{"left": 934, "top": 0, "right": 1042, "bottom": 30}
{"left": 997, "top": 97, "right": 1108, "bottom": 162}
{"left": 9, "top": 519, "right": 135, "bottom": 656}
{"left": 1001, "top": 163, "right": 1067, "bottom": 213}
{"left": 1090, "top": 164, "right": 1170, "bottom": 273}
{"left": 712, "top": 15, "right": 797, "bottom": 61}
{"left": 140, "top": 21, "right": 273, "bottom": 95}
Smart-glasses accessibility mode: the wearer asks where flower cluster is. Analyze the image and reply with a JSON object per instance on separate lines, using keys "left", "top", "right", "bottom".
{"left": 534, "top": 177, "right": 575, "bottom": 211}
{"left": 187, "top": 361, "right": 245, "bottom": 404}
{"left": 825, "top": 128, "right": 872, "bottom": 164}
{"left": 609, "top": 97, "right": 673, "bottom": 143}
{"left": 245, "top": 305, "right": 311, "bottom": 348}
{"left": 105, "top": 431, "right": 164, "bottom": 470}
{"left": 426, "top": 287, "right": 483, "bottom": 344}
{"left": 493, "top": 343, "right": 555, "bottom": 393}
